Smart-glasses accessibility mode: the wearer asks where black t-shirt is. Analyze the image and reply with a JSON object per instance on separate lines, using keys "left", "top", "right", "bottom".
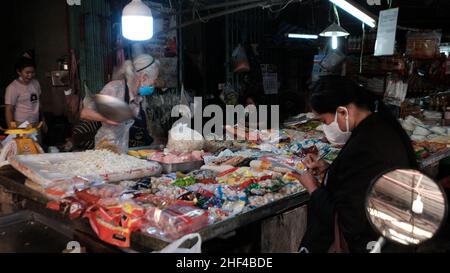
{"left": 300, "top": 113, "right": 416, "bottom": 253}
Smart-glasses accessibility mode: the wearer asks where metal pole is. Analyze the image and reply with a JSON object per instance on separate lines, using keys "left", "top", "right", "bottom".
{"left": 154, "top": 1, "right": 269, "bottom": 37}
{"left": 172, "top": 0, "right": 273, "bottom": 16}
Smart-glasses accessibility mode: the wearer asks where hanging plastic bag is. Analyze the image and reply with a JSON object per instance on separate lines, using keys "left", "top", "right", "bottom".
{"left": 179, "top": 85, "right": 194, "bottom": 119}
{"left": 384, "top": 79, "right": 408, "bottom": 107}
{"left": 167, "top": 123, "right": 204, "bottom": 153}
{"left": 232, "top": 45, "right": 250, "bottom": 73}
{"left": 154, "top": 233, "right": 202, "bottom": 253}
{"left": 220, "top": 83, "right": 239, "bottom": 106}
{"left": 95, "top": 120, "right": 134, "bottom": 154}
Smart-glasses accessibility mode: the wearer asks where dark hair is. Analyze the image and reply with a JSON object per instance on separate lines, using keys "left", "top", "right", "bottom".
{"left": 15, "top": 57, "right": 36, "bottom": 72}
{"left": 310, "top": 76, "right": 375, "bottom": 114}
{"left": 310, "top": 75, "right": 418, "bottom": 168}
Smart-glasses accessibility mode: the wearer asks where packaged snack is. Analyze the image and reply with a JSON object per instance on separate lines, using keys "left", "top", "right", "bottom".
{"left": 252, "top": 155, "right": 306, "bottom": 174}
{"left": 44, "top": 177, "right": 89, "bottom": 200}
{"left": 221, "top": 200, "right": 246, "bottom": 216}
{"left": 143, "top": 205, "right": 209, "bottom": 241}
{"left": 245, "top": 179, "right": 285, "bottom": 196}
{"left": 207, "top": 207, "right": 230, "bottom": 222}
{"left": 136, "top": 193, "right": 195, "bottom": 208}
{"left": 187, "top": 169, "right": 218, "bottom": 184}
{"left": 85, "top": 201, "right": 144, "bottom": 248}
{"left": 172, "top": 176, "right": 197, "bottom": 187}
{"left": 195, "top": 190, "right": 224, "bottom": 210}
{"left": 47, "top": 197, "right": 88, "bottom": 220}
{"left": 216, "top": 167, "right": 275, "bottom": 189}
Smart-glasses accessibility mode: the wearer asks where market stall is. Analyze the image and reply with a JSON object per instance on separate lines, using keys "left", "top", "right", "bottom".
{"left": 0, "top": 165, "right": 309, "bottom": 252}
{"left": 0, "top": 123, "right": 332, "bottom": 252}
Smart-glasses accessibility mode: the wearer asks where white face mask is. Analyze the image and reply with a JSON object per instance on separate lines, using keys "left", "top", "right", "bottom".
{"left": 322, "top": 107, "right": 352, "bottom": 145}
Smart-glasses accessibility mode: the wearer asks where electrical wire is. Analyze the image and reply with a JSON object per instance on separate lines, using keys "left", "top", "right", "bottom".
{"left": 268, "top": 0, "right": 297, "bottom": 13}
{"left": 311, "top": 0, "right": 315, "bottom": 31}
{"left": 360, "top": 22, "right": 365, "bottom": 74}
{"left": 332, "top": 4, "right": 341, "bottom": 26}
{"left": 195, "top": 9, "right": 210, "bottom": 23}
{"left": 193, "top": 0, "right": 209, "bottom": 23}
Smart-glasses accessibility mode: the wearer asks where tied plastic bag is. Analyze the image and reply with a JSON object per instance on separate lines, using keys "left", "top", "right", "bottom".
{"left": 232, "top": 45, "right": 250, "bottom": 73}
{"left": 95, "top": 120, "right": 134, "bottom": 154}
{"left": 384, "top": 80, "right": 408, "bottom": 107}
{"left": 167, "top": 123, "right": 204, "bottom": 153}
{"left": 220, "top": 83, "right": 239, "bottom": 106}
{"left": 154, "top": 233, "right": 202, "bottom": 253}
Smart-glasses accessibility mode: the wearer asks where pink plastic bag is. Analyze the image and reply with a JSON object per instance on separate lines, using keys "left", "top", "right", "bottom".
{"left": 232, "top": 45, "right": 250, "bottom": 73}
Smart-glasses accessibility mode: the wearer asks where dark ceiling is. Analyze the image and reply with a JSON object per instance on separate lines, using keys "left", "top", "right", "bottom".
{"left": 172, "top": 0, "right": 450, "bottom": 39}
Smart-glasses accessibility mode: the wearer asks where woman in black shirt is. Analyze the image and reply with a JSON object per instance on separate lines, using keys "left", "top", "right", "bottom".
{"left": 295, "top": 76, "right": 417, "bottom": 253}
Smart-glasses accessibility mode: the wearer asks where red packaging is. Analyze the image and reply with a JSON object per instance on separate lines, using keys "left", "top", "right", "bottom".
{"left": 75, "top": 189, "right": 100, "bottom": 206}
{"left": 136, "top": 194, "right": 196, "bottom": 208}
{"left": 85, "top": 201, "right": 144, "bottom": 248}
{"left": 46, "top": 197, "right": 87, "bottom": 220}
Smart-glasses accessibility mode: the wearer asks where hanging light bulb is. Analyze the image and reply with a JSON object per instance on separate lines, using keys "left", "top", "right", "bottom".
{"left": 412, "top": 195, "right": 424, "bottom": 215}
{"left": 320, "top": 23, "right": 349, "bottom": 50}
{"left": 332, "top": 36, "right": 338, "bottom": 49}
{"left": 122, "top": 0, "right": 154, "bottom": 41}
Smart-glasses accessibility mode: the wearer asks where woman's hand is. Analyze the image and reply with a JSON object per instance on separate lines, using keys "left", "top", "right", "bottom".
{"left": 292, "top": 171, "right": 320, "bottom": 194}
{"left": 303, "top": 154, "right": 329, "bottom": 176}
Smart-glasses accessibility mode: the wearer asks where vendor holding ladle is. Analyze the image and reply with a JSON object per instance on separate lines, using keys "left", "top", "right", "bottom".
{"left": 80, "top": 54, "right": 160, "bottom": 148}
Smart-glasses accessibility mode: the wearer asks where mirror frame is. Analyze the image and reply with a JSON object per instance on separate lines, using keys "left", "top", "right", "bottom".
{"left": 365, "top": 168, "right": 449, "bottom": 246}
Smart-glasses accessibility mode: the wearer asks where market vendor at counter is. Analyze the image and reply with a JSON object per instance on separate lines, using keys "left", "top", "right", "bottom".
{"left": 80, "top": 54, "right": 162, "bottom": 148}
{"left": 294, "top": 76, "right": 418, "bottom": 253}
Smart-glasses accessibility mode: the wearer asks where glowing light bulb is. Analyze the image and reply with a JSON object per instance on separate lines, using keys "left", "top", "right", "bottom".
{"left": 332, "top": 36, "right": 338, "bottom": 50}
{"left": 412, "top": 195, "right": 424, "bottom": 214}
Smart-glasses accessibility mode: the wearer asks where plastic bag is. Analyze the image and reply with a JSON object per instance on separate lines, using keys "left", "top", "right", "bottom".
{"left": 220, "top": 83, "right": 239, "bottom": 106}
{"left": 0, "top": 141, "right": 17, "bottom": 168}
{"left": 179, "top": 85, "right": 194, "bottom": 119}
{"left": 95, "top": 120, "right": 134, "bottom": 154}
{"left": 167, "top": 123, "right": 204, "bottom": 153}
{"left": 154, "top": 233, "right": 202, "bottom": 253}
{"left": 143, "top": 205, "right": 209, "bottom": 241}
{"left": 384, "top": 79, "right": 408, "bottom": 107}
{"left": 232, "top": 45, "right": 250, "bottom": 73}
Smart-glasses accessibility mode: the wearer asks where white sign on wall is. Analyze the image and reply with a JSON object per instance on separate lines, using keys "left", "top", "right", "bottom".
{"left": 66, "top": 0, "right": 81, "bottom": 6}
{"left": 374, "top": 8, "right": 399, "bottom": 56}
{"left": 367, "top": 0, "right": 382, "bottom": 5}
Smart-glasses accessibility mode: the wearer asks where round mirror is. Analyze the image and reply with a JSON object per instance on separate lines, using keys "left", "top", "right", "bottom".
{"left": 366, "top": 169, "right": 448, "bottom": 246}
